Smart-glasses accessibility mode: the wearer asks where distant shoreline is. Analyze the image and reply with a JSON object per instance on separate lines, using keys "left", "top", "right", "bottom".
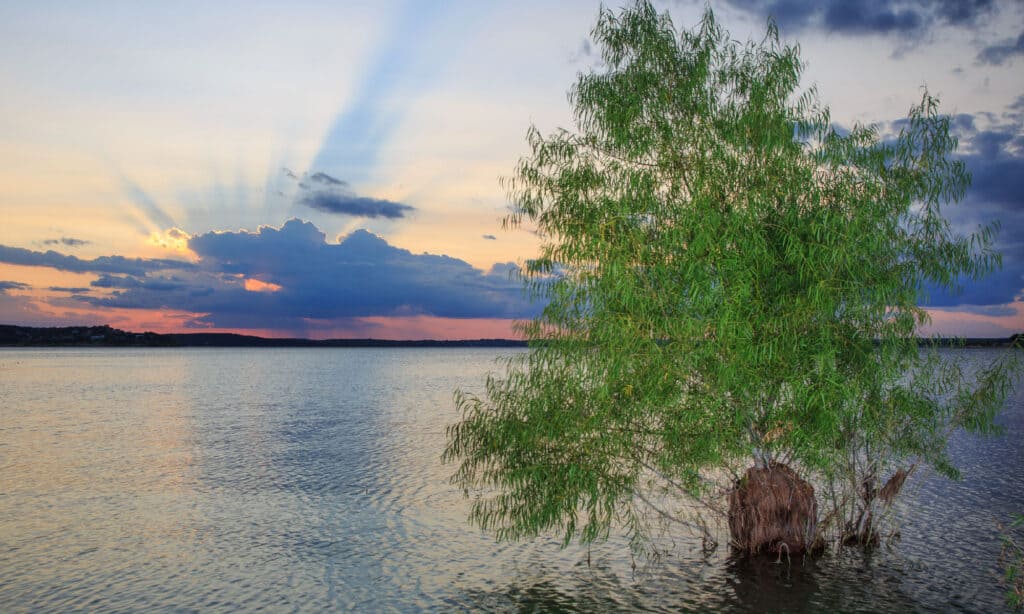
{"left": 0, "top": 324, "right": 528, "bottom": 348}
{"left": 1, "top": 324, "right": 1020, "bottom": 349}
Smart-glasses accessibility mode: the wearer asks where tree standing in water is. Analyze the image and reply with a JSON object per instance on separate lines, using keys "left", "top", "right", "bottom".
{"left": 444, "top": 1, "right": 1019, "bottom": 556}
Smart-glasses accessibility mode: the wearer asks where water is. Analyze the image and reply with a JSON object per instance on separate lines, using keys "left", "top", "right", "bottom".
{"left": 0, "top": 347, "right": 1021, "bottom": 612}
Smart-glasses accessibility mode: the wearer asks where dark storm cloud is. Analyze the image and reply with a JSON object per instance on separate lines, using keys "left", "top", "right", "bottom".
{"left": 284, "top": 168, "right": 416, "bottom": 219}
{"left": 933, "top": 0, "right": 996, "bottom": 24}
{"left": 924, "top": 267, "right": 1023, "bottom": 307}
{"left": 48, "top": 286, "right": 91, "bottom": 293}
{"left": 41, "top": 237, "right": 90, "bottom": 247}
{"left": 0, "top": 244, "right": 195, "bottom": 276}
{"left": 0, "top": 281, "right": 30, "bottom": 292}
{"left": 306, "top": 171, "right": 347, "bottom": 187}
{"left": 824, "top": 3, "right": 922, "bottom": 34}
{"left": 944, "top": 115, "right": 1024, "bottom": 207}
{"left": 972, "top": 129, "right": 1015, "bottom": 159}
{"left": 723, "top": 0, "right": 996, "bottom": 36}
{"left": 950, "top": 113, "right": 977, "bottom": 133}
{"left": 299, "top": 192, "right": 415, "bottom": 219}
{"left": 914, "top": 113, "right": 1024, "bottom": 307}
{"left": 967, "top": 149, "right": 1024, "bottom": 206}
{"left": 90, "top": 275, "right": 186, "bottom": 292}
{"left": 73, "top": 219, "right": 537, "bottom": 330}
{"left": 976, "top": 31, "right": 1024, "bottom": 65}
{"left": 856, "top": 108, "right": 1023, "bottom": 308}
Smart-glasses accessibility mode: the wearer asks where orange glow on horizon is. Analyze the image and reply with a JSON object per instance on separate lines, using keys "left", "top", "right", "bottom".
{"left": 325, "top": 315, "right": 522, "bottom": 341}
{"left": 6, "top": 260, "right": 1016, "bottom": 342}
{"left": 1, "top": 288, "right": 523, "bottom": 340}
{"left": 921, "top": 303, "right": 1024, "bottom": 338}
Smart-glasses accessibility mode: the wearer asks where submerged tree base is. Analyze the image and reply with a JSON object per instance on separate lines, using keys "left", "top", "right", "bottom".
{"left": 728, "top": 464, "right": 820, "bottom": 556}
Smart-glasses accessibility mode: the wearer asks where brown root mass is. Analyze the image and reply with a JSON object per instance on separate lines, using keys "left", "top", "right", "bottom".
{"left": 728, "top": 463, "right": 818, "bottom": 556}
{"left": 878, "top": 468, "right": 908, "bottom": 506}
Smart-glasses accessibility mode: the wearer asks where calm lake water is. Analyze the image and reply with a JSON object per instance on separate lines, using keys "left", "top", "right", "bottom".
{"left": 1, "top": 347, "right": 1021, "bottom": 612}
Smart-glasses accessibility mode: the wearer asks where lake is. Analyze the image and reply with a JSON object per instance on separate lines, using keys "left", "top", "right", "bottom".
{"left": 1, "top": 347, "right": 1021, "bottom": 612}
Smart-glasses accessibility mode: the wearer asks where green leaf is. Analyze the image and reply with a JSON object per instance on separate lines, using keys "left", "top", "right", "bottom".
{"left": 443, "top": 0, "right": 1020, "bottom": 554}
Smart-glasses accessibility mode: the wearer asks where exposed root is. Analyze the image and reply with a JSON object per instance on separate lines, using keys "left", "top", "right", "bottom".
{"left": 728, "top": 463, "right": 818, "bottom": 556}
{"left": 878, "top": 468, "right": 908, "bottom": 506}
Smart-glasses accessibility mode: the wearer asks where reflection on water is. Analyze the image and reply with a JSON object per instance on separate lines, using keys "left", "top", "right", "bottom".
{"left": 0, "top": 347, "right": 1020, "bottom": 612}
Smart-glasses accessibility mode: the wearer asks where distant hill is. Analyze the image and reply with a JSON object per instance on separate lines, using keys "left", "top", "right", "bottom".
{"left": 1, "top": 324, "right": 1020, "bottom": 349}
{"left": 0, "top": 324, "right": 529, "bottom": 348}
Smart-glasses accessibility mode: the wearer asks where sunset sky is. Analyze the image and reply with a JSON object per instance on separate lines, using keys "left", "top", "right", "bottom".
{"left": 1, "top": 0, "right": 1022, "bottom": 339}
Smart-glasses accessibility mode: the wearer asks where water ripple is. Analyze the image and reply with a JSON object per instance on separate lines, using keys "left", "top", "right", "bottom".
{"left": 0, "top": 347, "right": 1020, "bottom": 612}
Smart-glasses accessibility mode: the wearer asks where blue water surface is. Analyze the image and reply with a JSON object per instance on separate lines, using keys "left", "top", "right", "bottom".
{"left": 0, "top": 347, "right": 1021, "bottom": 612}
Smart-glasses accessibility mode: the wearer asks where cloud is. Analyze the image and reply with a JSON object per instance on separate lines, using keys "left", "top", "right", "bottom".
{"left": 64, "top": 218, "right": 537, "bottom": 332}
{"left": 482, "top": 234, "right": 497, "bottom": 240}
{"left": 824, "top": 3, "right": 922, "bottom": 34}
{"left": 944, "top": 115, "right": 1024, "bottom": 205}
{"left": 976, "top": 30, "right": 1024, "bottom": 65}
{"left": 934, "top": 0, "right": 997, "bottom": 25}
{"left": 950, "top": 113, "right": 977, "bottom": 133}
{"left": 0, "top": 291, "right": 46, "bottom": 325}
{"left": 48, "top": 286, "right": 91, "bottom": 293}
{"left": 304, "top": 171, "right": 347, "bottom": 187}
{"left": 966, "top": 149, "right": 1024, "bottom": 206}
{"left": 923, "top": 268, "right": 1023, "bottom": 307}
{"left": 0, "top": 245, "right": 194, "bottom": 276}
{"left": 147, "top": 227, "right": 192, "bottom": 252}
{"left": 91, "top": 275, "right": 187, "bottom": 291}
{"left": 927, "top": 303, "right": 1017, "bottom": 317}
{"left": 0, "top": 288, "right": 103, "bottom": 329}
{"left": 0, "top": 281, "right": 30, "bottom": 292}
{"left": 41, "top": 237, "right": 90, "bottom": 248}
{"left": 724, "top": 0, "right": 997, "bottom": 37}
{"left": 922, "top": 302, "right": 1024, "bottom": 337}
{"left": 0, "top": 281, "right": 100, "bottom": 329}
{"left": 300, "top": 192, "right": 415, "bottom": 219}
{"left": 882, "top": 107, "right": 1023, "bottom": 308}
{"left": 287, "top": 168, "right": 415, "bottom": 219}
{"left": 917, "top": 113, "right": 1024, "bottom": 307}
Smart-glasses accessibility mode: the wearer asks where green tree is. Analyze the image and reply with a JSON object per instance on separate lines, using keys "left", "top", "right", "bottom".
{"left": 1001, "top": 514, "right": 1024, "bottom": 609}
{"left": 444, "top": 1, "right": 1019, "bottom": 555}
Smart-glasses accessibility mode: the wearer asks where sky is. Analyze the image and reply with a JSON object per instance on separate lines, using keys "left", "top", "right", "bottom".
{"left": 0, "top": 0, "right": 1022, "bottom": 340}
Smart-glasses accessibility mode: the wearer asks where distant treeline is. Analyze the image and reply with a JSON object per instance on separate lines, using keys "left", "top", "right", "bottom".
{"left": 917, "top": 335, "right": 1022, "bottom": 348}
{"left": 0, "top": 325, "right": 529, "bottom": 348}
{"left": 0, "top": 324, "right": 1019, "bottom": 349}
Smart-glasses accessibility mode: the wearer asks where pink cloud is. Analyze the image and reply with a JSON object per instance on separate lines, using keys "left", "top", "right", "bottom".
{"left": 920, "top": 302, "right": 1024, "bottom": 338}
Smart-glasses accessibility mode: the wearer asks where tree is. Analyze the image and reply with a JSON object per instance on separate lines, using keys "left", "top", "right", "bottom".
{"left": 1000, "top": 514, "right": 1024, "bottom": 609}
{"left": 444, "top": 1, "right": 1019, "bottom": 556}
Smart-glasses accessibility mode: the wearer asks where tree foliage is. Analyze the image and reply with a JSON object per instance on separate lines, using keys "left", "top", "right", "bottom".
{"left": 1001, "top": 514, "right": 1024, "bottom": 609}
{"left": 444, "top": 1, "right": 1020, "bottom": 552}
